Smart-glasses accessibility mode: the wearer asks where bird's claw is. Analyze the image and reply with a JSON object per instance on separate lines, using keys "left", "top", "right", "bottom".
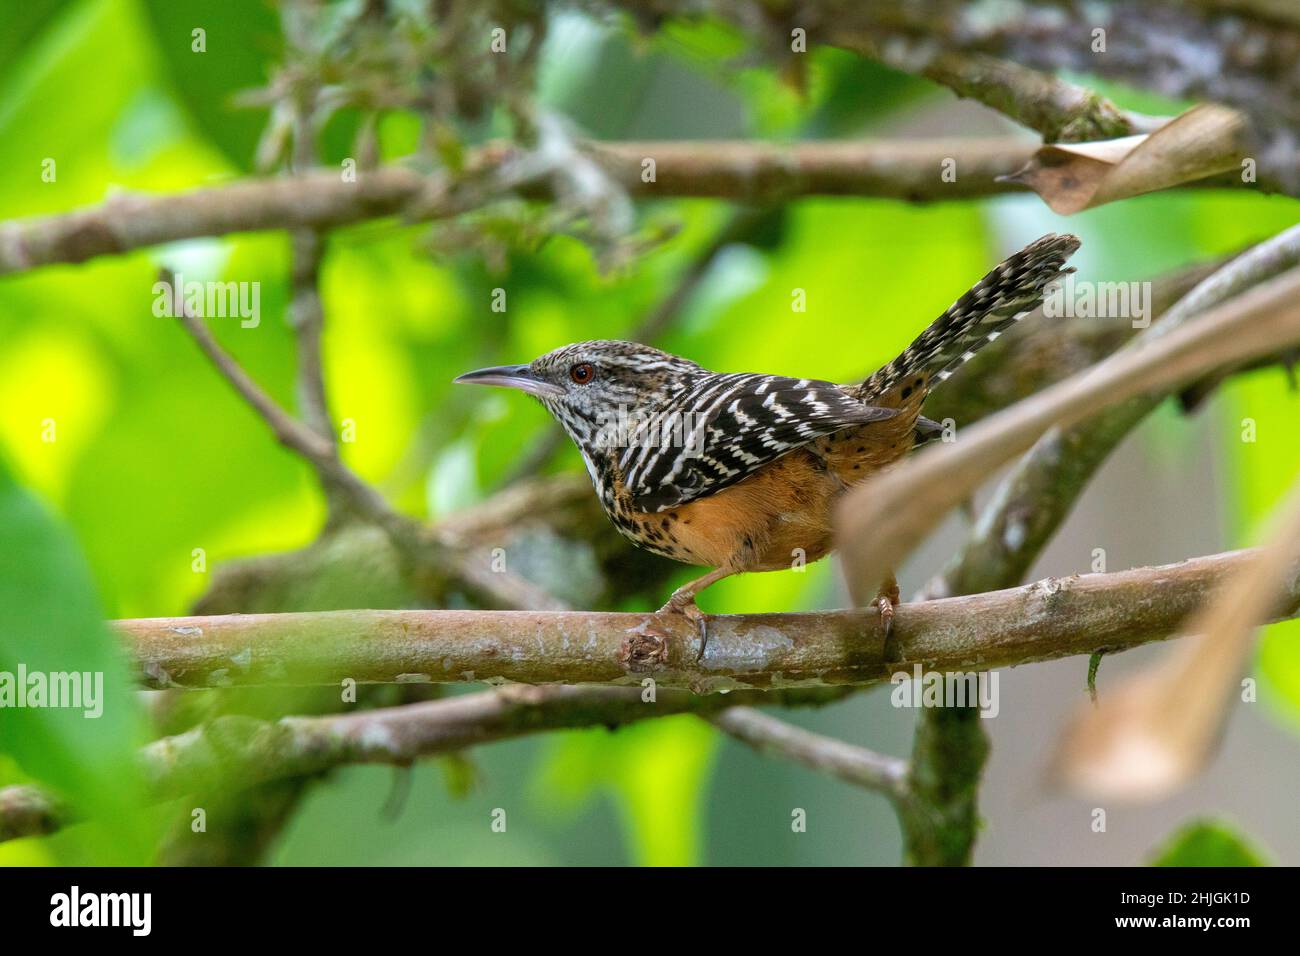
{"left": 872, "top": 594, "right": 896, "bottom": 638}
{"left": 657, "top": 594, "right": 709, "bottom": 662}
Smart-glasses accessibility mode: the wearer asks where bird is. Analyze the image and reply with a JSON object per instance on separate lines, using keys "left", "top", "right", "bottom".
{"left": 455, "top": 233, "right": 1080, "bottom": 659}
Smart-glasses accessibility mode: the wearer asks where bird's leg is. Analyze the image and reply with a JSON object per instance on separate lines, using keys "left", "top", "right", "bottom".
{"left": 658, "top": 566, "right": 735, "bottom": 661}
{"left": 871, "top": 572, "right": 901, "bottom": 638}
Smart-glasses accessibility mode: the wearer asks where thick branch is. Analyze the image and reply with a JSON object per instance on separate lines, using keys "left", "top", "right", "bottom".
{"left": 840, "top": 42, "right": 1161, "bottom": 143}
{"left": 897, "top": 705, "right": 990, "bottom": 865}
{"left": 117, "top": 549, "right": 1299, "bottom": 691}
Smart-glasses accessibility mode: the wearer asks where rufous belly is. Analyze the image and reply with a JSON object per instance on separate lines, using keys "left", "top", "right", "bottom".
{"left": 616, "top": 413, "right": 920, "bottom": 572}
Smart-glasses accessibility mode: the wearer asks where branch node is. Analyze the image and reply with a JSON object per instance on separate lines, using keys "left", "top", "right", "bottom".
{"left": 620, "top": 624, "right": 670, "bottom": 672}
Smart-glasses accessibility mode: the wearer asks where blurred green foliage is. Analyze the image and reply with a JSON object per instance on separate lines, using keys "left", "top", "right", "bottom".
{"left": 0, "top": 0, "right": 1297, "bottom": 865}
{"left": 0, "top": 456, "right": 151, "bottom": 864}
{"left": 1149, "top": 819, "right": 1269, "bottom": 866}
{"left": 139, "top": 0, "right": 281, "bottom": 171}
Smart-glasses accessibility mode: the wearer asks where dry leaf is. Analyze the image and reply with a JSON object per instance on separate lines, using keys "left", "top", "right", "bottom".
{"left": 1002, "top": 104, "right": 1249, "bottom": 214}
{"left": 1052, "top": 476, "right": 1300, "bottom": 801}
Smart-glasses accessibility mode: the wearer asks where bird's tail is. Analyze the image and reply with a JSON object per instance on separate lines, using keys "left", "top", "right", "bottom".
{"left": 861, "top": 233, "right": 1080, "bottom": 406}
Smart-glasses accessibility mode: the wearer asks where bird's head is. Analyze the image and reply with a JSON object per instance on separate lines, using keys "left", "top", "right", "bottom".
{"left": 454, "top": 340, "right": 704, "bottom": 457}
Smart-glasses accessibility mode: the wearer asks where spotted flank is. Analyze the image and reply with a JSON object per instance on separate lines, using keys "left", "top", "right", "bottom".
{"left": 622, "top": 373, "right": 897, "bottom": 512}
{"left": 862, "top": 233, "right": 1080, "bottom": 403}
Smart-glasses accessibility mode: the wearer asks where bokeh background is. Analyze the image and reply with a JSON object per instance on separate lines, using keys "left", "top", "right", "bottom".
{"left": 0, "top": 0, "right": 1297, "bottom": 865}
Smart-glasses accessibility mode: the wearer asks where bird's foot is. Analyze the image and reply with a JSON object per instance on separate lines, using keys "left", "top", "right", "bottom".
{"left": 657, "top": 590, "right": 709, "bottom": 662}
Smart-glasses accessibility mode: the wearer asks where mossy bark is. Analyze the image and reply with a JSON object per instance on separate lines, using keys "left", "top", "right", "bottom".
{"left": 898, "top": 705, "right": 991, "bottom": 866}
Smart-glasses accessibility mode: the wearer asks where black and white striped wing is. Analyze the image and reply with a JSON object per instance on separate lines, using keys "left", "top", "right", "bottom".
{"left": 621, "top": 373, "right": 896, "bottom": 513}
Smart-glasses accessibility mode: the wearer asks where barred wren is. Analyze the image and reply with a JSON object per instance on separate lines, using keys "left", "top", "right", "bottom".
{"left": 457, "top": 234, "right": 1080, "bottom": 658}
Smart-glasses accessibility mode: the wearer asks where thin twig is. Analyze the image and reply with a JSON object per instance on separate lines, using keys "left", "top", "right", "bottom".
{"left": 162, "top": 267, "right": 406, "bottom": 537}
{"left": 163, "top": 265, "right": 569, "bottom": 610}
{"left": 710, "top": 707, "right": 909, "bottom": 801}
{"left": 283, "top": 0, "right": 337, "bottom": 455}
{"left": 288, "top": 230, "right": 333, "bottom": 446}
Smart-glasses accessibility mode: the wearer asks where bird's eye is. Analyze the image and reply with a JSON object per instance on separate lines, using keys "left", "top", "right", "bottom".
{"left": 569, "top": 362, "right": 595, "bottom": 385}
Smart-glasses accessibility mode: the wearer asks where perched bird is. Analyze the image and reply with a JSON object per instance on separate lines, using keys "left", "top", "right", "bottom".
{"left": 456, "top": 234, "right": 1080, "bottom": 657}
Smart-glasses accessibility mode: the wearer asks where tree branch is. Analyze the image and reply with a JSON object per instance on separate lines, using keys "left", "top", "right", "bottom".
{"left": 116, "top": 548, "right": 1299, "bottom": 691}
{"left": 0, "top": 785, "right": 64, "bottom": 842}
{"left": 838, "top": 42, "right": 1162, "bottom": 143}
{"left": 897, "top": 705, "right": 990, "bottom": 865}
{"left": 841, "top": 0, "right": 1300, "bottom": 186}
{"left": 0, "top": 138, "right": 1232, "bottom": 278}
{"left": 288, "top": 229, "right": 334, "bottom": 447}
{"left": 709, "top": 707, "right": 908, "bottom": 800}
{"left": 627, "top": 0, "right": 1299, "bottom": 188}
{"left": 282, "top": 1, "right": 337, "bottom": 455}
{"left": 0, "top": 685, "right": 852, "bottom": 843}
{"left": 163, "top": 267, "right": 411, "bottom": 541}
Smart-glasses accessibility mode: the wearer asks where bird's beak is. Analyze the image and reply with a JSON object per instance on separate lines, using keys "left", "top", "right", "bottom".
{"left": 453, "top": 364, "right": 564, "bottom": 398}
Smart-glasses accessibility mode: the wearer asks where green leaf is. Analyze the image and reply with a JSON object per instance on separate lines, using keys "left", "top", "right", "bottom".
{"left": 0, "top": 455, "right": 151, "bottom": 862}
{"left": 1149, "top": 819, "right": 1269, "bottom": 867}
{"left": 138, "top": 0, "right": 281, "bottom": 171}
{"left": 0, "top": 0, "right": 74, "bottom": 73}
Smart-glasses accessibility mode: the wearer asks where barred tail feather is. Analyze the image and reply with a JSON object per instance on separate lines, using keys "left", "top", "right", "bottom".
{"left": 862, "top": 233, "right": 1080, "bottom": 404}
